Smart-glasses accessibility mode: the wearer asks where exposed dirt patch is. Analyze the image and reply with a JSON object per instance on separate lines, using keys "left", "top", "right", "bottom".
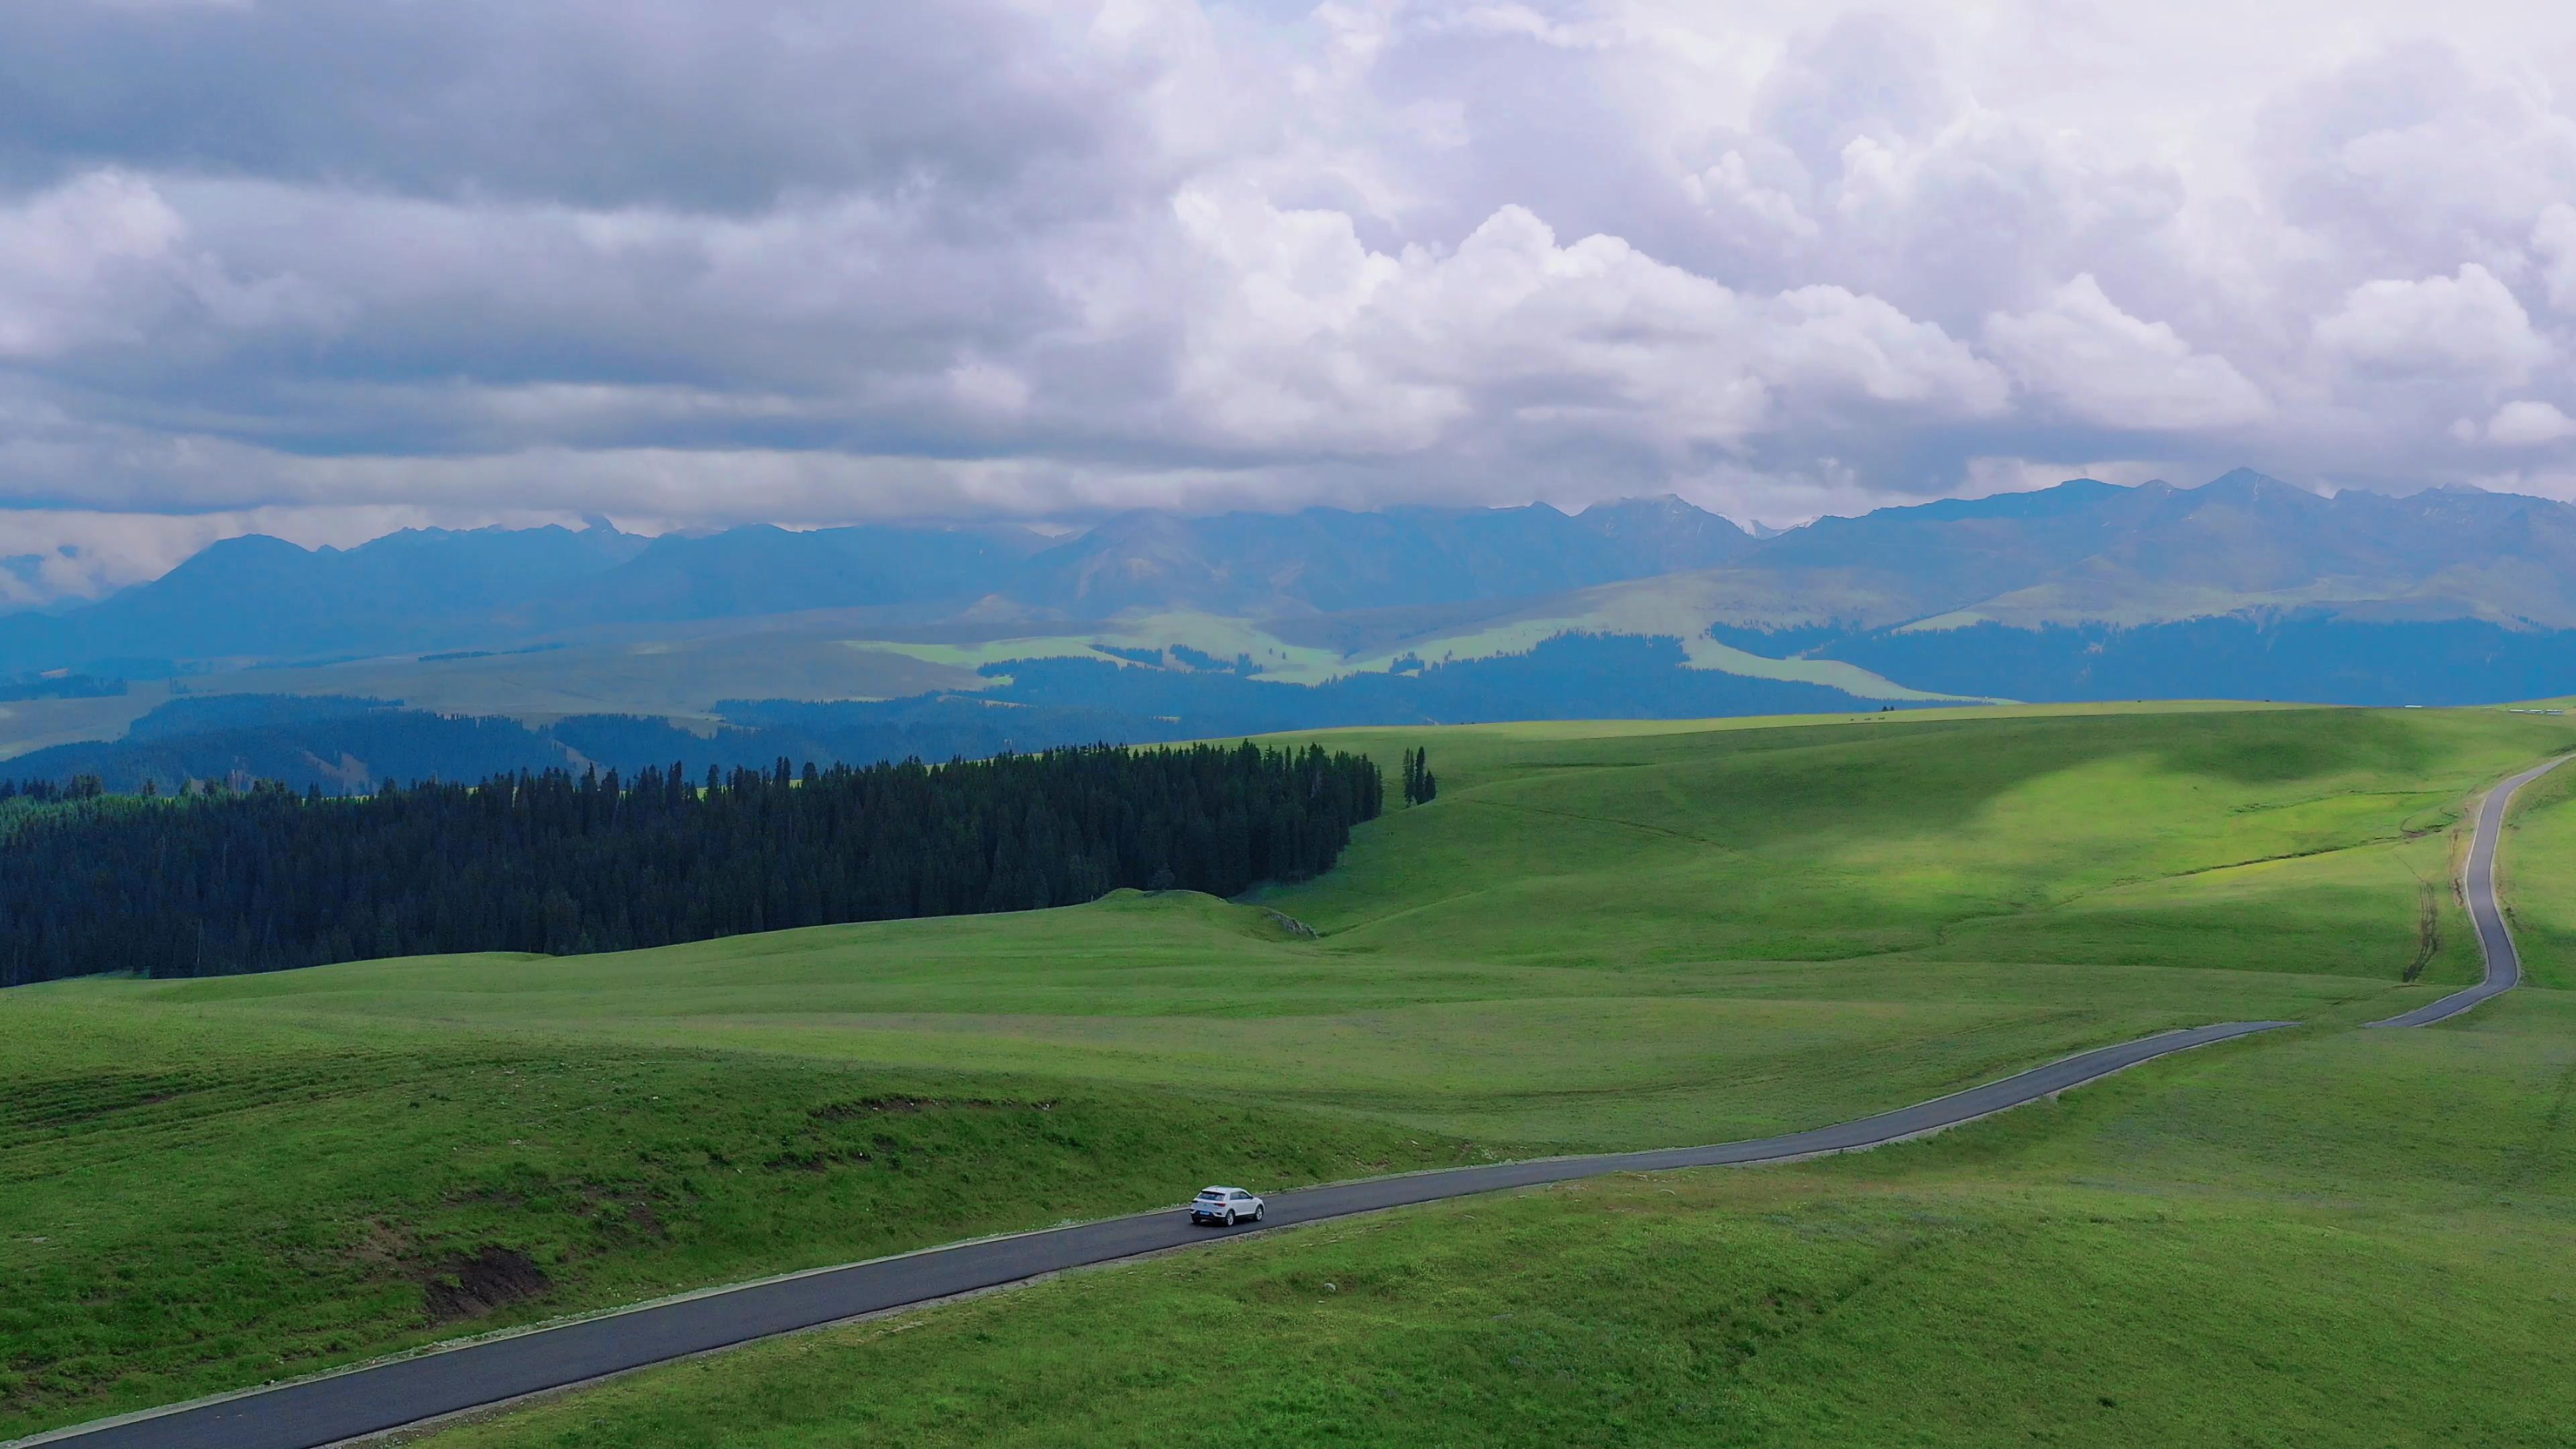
{"left": 1263, "top": 909, "right": 1321, "bottom": 938}
{"left": 2404, "top": 883, "right": 2440, "bottom": 982}
{"left": 574, "top": 1183, "right": 672, "bottom": 1237}
{"left": 345, "top": 1217, "right": 413, "bottom": 1270}
{"left": 813, "top": 1095, "right": 930, "bottom": 1119}
{"left": 809, "top": 1095, "right": 1055, "bottom": 1121}
{"left": 761, "top": 1147, "right": 871, "bottom": 1174}
{"left": 422, "top": 1246, "right": 552, "bottom": 1324}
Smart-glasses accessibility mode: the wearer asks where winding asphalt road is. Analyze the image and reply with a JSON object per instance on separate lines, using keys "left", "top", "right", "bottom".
{"left": 23, "top": 755, "right": 2565, "bottom": 1449}
{"left": 2366, "top": 755, "right": 2567, "bottom": 1028}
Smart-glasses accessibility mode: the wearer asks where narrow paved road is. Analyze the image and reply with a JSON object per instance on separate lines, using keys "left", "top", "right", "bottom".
{"left": 2367, "top": 755, "right": 2569, "bottom": 1029}
{"left": 30, "top": 1024, "right": 2288, "bottom": 1449}
{"left": 27, "top": 753, "right": 2564, "bottom": 1449}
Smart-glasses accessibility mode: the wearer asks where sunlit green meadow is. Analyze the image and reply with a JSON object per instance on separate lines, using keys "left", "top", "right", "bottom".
{"left": 420, "top": 991, "right": 2576, "bottom": 1449}
{"left": 3, "top": 702, "right": 2571, "bottom": 1437}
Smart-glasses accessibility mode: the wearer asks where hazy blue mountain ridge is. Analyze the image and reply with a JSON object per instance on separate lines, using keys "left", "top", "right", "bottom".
{"left": 3, "top": 473, "right": 2573, "bottom": 721}
{"left": 1008, "top": 499, "right": 1754, "bottom": 615}
{"left": 0, "top": 499, "right": 1761, "bottom": 672}
{"left": 560, "top": 522, "right": 1053, "bottom": 624}
{"left": 0, "top": 525, "right": 649, "bottom": 672}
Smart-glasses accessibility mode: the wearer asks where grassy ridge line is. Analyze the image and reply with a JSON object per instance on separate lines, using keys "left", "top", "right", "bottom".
{"left": 4, "top": 703, "right": 2571, "bottom": 1436}
{"left": 1240, "top": 696, "right": 2306, "bottom": 753}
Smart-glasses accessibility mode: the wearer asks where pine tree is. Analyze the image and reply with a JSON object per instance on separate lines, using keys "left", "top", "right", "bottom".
{"left": 1400, "top": 746, "right": 1436, "bottom": 806}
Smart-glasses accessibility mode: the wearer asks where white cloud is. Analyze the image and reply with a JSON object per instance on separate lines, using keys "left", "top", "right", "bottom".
{"left": 2257, "top": 44, "right": 2576, "bottom": 284}
{"left": 1159, "top": 191, "right": 2003, "bottom": 458}
{"left": 2535, "top": 203, "right": 2576, "bottom": 313}
{"left": 0, "top": 171, "right": 327, "bottom": 358}
{"left": 8, "top": 4, "right": 2576, "bottom": 597}
{"left": 2313, "top": 263, "right": 2553, "bottom": 384}
{"left": 2481, "top": 399, "right": 2576, "bottom": 447}
{"left": 1681, "top": 148, "right": 1812, "bottom": 236}
{"left": 0, "top": 504, "right": 467, "bottom": 606}
{"left": 1982, "top": 274, "right": 2269, "bottom": 430}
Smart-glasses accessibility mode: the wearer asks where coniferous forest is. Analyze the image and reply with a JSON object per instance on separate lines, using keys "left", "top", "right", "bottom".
{"left": 0, "top": 742, "right": 1382, "bottom": 986}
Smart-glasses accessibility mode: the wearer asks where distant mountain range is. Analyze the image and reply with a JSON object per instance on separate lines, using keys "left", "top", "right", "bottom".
{"left": 1, "top": 470, "right": 2570, "bottom": 788}
{"left": 0, "top": 495, "right": 1760, "bottom": 672}
{"left": 1747, "top": 470, "right": 2576, "bottom": 631}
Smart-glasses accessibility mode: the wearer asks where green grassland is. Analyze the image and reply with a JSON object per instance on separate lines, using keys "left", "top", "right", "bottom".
{"left": 1273, "top": 704, "right": 2545, "bottom": 989}
{"left": 1321, "top": 571, "right": 1969, "bottom": 698}
{"left": 260, "top": 625, "right": 979, "bottom": 721}
{"left": 1, "top": 703, "right": 2571, "bottom": 1437}
{"left": 0, "top": 626, "right": 987, "bottom": 757}
{"left": 0, "top": 689, "right": 167, "bottom": 761}
{"left": 2502, "top": 755, "right": 2576, "bottom": 988}
{"left": 419, "top": 991, "right": 2576, "bottom": 1449}
{"left": 0, "top": 1006, "right": 1478, "bottom": 1436}
{"left": 850, "top": 610, "right": 1350, "bottom": 685}
{"left": 847, "top": 585, "right": 1963, "bottom": 700}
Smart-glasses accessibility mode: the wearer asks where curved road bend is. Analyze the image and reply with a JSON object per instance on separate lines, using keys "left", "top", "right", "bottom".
{"left": 30, "top": 1022, "right": 2290, "bottom": 1449}
{"left": 2367, "top": 755, "right": 2570, "bottom": 1029}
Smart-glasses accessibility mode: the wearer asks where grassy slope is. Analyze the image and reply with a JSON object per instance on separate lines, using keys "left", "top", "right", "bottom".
{"left": 2501, "top": 753, "right": 2576, "bottom": 989}
{"left": 421, "top": 992, "right": 2576, "bottom": 1449}
{"left": 0, "top": 926, "right": 1484, "bottom": 1438}
{"left": 1275, "top": 705, "right": 2526, "bottom": 987}
{"left": 1340, "top": 571, "right": 1972, "bottom": 699}
{"left": 3, "top": 704, "right": 2571, "bottom": 1436}
{"left": 847, "top": 590, "right": 1960, "bottom": 700}
{"left": 0, "top": 633, "right": 986, "bottom": 755}
{"left": 0, "top": 687, "right": 170, "bottom": 761}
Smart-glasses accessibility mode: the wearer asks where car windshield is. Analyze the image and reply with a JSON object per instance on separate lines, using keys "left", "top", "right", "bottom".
{"left": 1197, "top": 1190, "right": 1224, "bottom": 1199}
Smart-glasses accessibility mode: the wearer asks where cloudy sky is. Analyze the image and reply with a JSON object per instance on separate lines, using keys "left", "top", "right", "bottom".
{"left": 5, "top": 0, "right": 2576, "bottom": 602}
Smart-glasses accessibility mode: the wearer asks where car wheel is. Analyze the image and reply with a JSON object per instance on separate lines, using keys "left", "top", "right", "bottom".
{"left": 1253, "top": 1205, "right": 1265, "bottom": 1222}
{"left": 1222, "top": 1209, "right": 1236, "bottom": 1226}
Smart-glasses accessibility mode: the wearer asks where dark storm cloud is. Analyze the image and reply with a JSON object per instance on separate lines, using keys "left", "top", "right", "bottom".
{"left": 0, "top": 0, "right": 1161, "bottom": 217}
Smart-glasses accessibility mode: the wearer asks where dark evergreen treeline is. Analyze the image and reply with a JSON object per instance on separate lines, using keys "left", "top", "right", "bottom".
{"left": 0, "top": 742, "right": 1382, "bottom": 986}
{"left": 0, "top": 775, "right": 104, "bottom": 804}
{"left": 0, "top": 672, "right": 126, "bottom": 702}
{"left": 1400, "top": 747, "right": 1438, "bottom": 804}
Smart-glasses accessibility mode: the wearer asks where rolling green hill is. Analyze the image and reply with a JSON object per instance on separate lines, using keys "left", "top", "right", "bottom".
{"left": 420, "top": 993, "right": 2576, "bottom": 1449}
{"left": 1, "top": 703, "right": 2570, "bottom": 1438}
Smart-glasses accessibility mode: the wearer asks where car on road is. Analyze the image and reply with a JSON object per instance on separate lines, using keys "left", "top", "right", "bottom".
{"left": 1189, "top": 1185, "right": 1265, "bottom": 1226}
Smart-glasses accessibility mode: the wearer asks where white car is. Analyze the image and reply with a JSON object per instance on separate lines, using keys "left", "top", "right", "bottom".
{"left": 1188, "top": 1185, "right": 1265, "bottom": 1226}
